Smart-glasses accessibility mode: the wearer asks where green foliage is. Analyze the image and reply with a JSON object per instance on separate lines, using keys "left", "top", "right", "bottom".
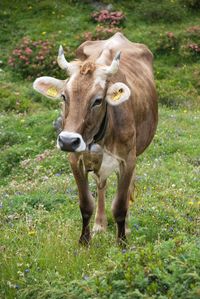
{"left": 134, "top": 0, "right": 186, "bottom": 23}
{"left": 0, "top": 81, "right": 60, "bottom": 112}
{"left": 8, "top": 37, "right": 63, "bottom": 80}
{"left": 0, "top": 111, "right": 58, "bottom": 179}
{"left": 155, "top": 32, "right": 180, "bottom": 55}
{"left": 0, "top": 84, "right": 30, "bottom": 112}
{"left": 183, "top": 0, "right": 200, "bottom": 9}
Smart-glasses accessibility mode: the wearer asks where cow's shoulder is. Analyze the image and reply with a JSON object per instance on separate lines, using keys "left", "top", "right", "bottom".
{"left": 76, "top": 33, "right": 153, "bottom": 64}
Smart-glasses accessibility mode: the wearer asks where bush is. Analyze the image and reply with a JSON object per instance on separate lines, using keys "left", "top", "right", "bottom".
{"left": 187, "top": 43, "right": 200, "bottom": 54}
{"left": 79, "top": 8, "right": 125, "bottom": 42}
{"left": 91, "top": 10, "right": 125, "bottom": 26}
{"left": 8, "top": 37, "right": 63, "bottom": 80}
{"left": 155, "top": 32, "right": 180, "bottom": 55}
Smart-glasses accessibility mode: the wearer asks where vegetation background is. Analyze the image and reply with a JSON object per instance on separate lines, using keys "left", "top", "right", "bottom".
{"left": 0, "top": 0, "right": 200, "bottom": 298}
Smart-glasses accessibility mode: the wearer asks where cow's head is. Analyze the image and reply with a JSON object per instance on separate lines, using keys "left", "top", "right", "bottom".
{"left": 33, "top": 46, "right": 131, "bottom": 152}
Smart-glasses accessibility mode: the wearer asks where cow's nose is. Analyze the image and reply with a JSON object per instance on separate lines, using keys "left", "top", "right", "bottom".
{"left": 58, "top": 135, "right": 81, "bottom": 152}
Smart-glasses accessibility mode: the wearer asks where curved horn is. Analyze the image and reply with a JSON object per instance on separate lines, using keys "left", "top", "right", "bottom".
{"left": 105, "top": 51, "right": 121, "bottom": 75}
{"left": 57, "top": 45, "right": 76, "bottom": 75}
{"left": 57, "top": 45, "right": 68, "bottom": 70}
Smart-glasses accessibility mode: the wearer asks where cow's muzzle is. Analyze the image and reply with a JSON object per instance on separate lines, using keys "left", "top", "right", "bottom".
{"left": 57, "top": 131, "right": 86, "bottom": 152}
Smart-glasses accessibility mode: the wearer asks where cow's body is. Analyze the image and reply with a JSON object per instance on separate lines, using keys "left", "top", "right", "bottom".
{"left": 33, "top": 33, "right": 158, "bottom": 244}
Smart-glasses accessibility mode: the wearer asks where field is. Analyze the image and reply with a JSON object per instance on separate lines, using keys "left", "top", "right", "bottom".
{"left": 0, "top": 0, "right": 200, "bottom": 298}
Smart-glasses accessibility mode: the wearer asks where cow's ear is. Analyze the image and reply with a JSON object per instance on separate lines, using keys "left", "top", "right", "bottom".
{"left": 106, "top": 82, "right": 131, "bottom": 106}
{"left": 33, "top": 76, "right": 65, "bottom": 99}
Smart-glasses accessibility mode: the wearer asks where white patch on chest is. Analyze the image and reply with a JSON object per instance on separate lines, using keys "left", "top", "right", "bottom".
{"left": 98, "top": 152, "right": 120, "bottom": 181}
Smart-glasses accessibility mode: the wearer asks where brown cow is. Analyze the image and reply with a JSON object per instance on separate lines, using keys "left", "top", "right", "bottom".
{"left": 33, "top": 33, "right": 158, "bottom": 244}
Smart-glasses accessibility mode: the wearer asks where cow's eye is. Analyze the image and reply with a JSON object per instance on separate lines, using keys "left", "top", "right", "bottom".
{"left": 61, "top": 94, "right": 67, "bottom": 102}
{"left": 92, "top": 98, "right": 103, "bottom": 108}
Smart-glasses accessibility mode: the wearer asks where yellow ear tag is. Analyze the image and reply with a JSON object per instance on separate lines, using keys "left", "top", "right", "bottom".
{"left": 47, "top": 87, "right": 58, "bottom": 97}
{"left": 112, "top": 88, "right": 124, "bottom": 101}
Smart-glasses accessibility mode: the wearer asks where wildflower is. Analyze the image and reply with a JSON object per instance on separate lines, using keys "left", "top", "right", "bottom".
{"left": 133, "top": 223, "right": 140, "bottom": 230}
{"left": 19, "top": 55, "right": 27, "bottom": 61}
{"left": 167, "top": 32, "right": 175, "bottom": 39}
{"left": 25, "top": 47, "right": 32, "bottom": 54}
{"left": 83, "top": 275, "right": 89, "bottom": 280}
{"left": 28, "top": 230, "right": 36, "bottom": 236}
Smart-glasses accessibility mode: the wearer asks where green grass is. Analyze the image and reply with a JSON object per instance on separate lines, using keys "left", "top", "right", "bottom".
{"left": 0, "top": 1, "right": 200, "bottom": 298}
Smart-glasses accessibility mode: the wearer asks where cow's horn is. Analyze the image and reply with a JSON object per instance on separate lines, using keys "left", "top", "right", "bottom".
{"left": 106, "top": 51, "right": 121, "bottom": 75}
{"left": 57, "top": 45, "right": 74, "bottom": 74}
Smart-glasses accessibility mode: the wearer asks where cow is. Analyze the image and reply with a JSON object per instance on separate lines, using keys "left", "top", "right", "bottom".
{"left": 33, "top": 32, "right": 158, "bottom": 245}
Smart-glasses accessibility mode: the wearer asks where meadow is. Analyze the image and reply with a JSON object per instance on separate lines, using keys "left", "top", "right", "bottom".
{"left": 0, "top": 0, "right": 200, "bottom": 298}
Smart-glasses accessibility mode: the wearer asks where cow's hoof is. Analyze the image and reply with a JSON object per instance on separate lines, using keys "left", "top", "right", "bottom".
{"left": 79, "top": 234, "right": 91, "bottom": 246}
{"left": 117, "top": 236, "right": 128, "bottom": 247}
{"left": 92, "top": 223, "right": 106, "bottom": 234}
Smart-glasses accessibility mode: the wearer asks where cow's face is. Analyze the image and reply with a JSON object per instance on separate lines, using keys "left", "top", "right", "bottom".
{"left": 33, "top": 46, "right": 130, "bottom": 152}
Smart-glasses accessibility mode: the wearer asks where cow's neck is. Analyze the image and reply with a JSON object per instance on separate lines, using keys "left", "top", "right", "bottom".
{"left": 93, "top": 103, "right": 108, "bottom": 144}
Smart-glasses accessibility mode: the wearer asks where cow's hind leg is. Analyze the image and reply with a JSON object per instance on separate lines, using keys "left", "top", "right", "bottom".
{"left": 126, "top": 173, "right": 135, "bottom": 235}
{"left": 93, "top": 179, "right": 107, "bottom": 233}
{"left": 69, "top": 154, "right": 94, "bottom": 245}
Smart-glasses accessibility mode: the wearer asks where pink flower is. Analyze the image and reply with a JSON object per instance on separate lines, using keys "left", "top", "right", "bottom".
{"left": 19, "top": 55, "right": 27, "bottom": 60}
{"left": 167, "top": 32, "right": 175, "bottom": 39}
{"left": 25, "top": 47, "right": 32, "bottom": 54}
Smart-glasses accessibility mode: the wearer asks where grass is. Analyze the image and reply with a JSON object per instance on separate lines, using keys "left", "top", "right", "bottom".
{"left": 0, "top": 0, "right": 200, "bottom": 298}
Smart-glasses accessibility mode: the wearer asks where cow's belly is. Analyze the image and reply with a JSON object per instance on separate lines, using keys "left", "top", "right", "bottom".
{"left": 98, "top": 152, "right": 119, "bottom": 181}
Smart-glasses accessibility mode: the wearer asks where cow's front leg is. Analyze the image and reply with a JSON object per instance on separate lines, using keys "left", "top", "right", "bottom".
{"left": 93, "top": 179, "right": 107, "bottom": 233}
{"left": 69, "top": 154, "right": 94, "bottom": 245}
{"left": 112, "top": 155, "right": 135, "bottom": 244}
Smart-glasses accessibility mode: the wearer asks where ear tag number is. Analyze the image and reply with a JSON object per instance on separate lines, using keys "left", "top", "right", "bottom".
{"left": 112, "top": 88, "right": 124, "bottom": 101}
{"left": 47, "top": 87, "right": 58, "bottom": 97}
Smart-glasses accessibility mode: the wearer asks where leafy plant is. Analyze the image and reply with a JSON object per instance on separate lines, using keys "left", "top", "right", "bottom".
{"left": 182, "top": 0, "right": 200, "bottom": 9}
{"left": 155, "top": 32, "right": 180, "bottom": 55}
{"left": 91, "top": 10, "right": 125, "bottom": 26}
{"left": 135, "top": 0, "right": 186, "bottom": 23}
{"left": 8, "top": 37, "right": 61, "bottom": 80}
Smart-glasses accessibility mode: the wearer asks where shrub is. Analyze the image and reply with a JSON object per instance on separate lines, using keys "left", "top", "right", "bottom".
{"left": 8, "top": 37, "right": 63, "bottom": 80}
{"left": 179, "top": 26, "right": 200, "bottom": 60}
{"left": 186, "top": 26, "right": 200, "bottom": 44}
{"left": 187, "top": 43, "right": 200, "bottom": 54}
{"left": 155, "top": 32, "right": 180, "bottom": 55}
{"left": 79, "top": 8, "right": 125, "bottom": 42}
{"left": 91, "top": 9, "right": 125, "bottom": 26}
